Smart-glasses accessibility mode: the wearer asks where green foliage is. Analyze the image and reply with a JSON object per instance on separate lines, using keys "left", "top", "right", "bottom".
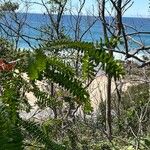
{"left": 82, "top": 51, "right": 95, "bottom": 80}
{"left": 48, "top": 0, "right": 67, "bottom": 5}
{"left": 0, "top": 74, "right": 26, "bottom": 150}
{"left": 31, "top": 83, "right": 62, "bottom": 110}
{"left": 1, "top": 1, "right": 147, "bottom": 149}
{"left": 0, "top": 104, "right": 23, "bottom": 150}
{"left": 109, "top": 36, "right": 120, "bottom": 48}
{"left": 43, "top": 40, "right": 124, "bottom": 79}
{"left": 0, "top": 1, "right": 19, "bottom": 12}
{"left": 121, "top": 83, "right": 150, "bottom": 125}
{"left": 0, "top": 69, "right": 65, "bottom": 149}
{"left": 0, "top": 38, "right": 14, "bottom": 59}
{"left": 28, "top": 50, "right": 47, "bottom": 80}
{"left": 0, "top": 38, "right": 125, "bottom": 149}
{"left": 143, "top": 137, "right": 150, "bottom": 147}
{"left": 27, "top": 49, "right": 92, "bottom": 112}
{"left": 91, "top": 142, "right": 112, "bottom": 150}
{"left": 21, "top": 120, "right": 65, "bottom": 150}
{"left": 111, "top": 82, "right": 150, "bottom": 148}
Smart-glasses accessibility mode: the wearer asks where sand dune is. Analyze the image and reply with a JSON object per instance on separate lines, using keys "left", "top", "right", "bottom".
{"left": 19, "top": 72, "right": 136, "bottom": 120}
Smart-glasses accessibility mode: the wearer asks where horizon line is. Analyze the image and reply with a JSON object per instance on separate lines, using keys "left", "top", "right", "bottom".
{"left": 16, "top": 11, "right": 150, "bottom": 19}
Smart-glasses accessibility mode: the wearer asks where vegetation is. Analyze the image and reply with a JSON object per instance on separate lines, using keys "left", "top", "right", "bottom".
{"left": 0, "top": 0, "right": 150, "bottom": 150}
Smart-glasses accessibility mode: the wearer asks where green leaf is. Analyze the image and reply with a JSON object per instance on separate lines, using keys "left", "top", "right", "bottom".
{"left": 144, "top": 138, "right": 150, "bottom": 147}
{"left": 35, "top": 50, "right": 47, "bottom": 72}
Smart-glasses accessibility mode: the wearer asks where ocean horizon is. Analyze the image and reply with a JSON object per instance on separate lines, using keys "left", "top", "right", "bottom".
{"left": 1, "top": 13, "right": 150, "bottom": 49}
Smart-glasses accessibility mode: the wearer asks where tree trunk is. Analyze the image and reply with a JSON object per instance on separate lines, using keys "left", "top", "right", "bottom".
{"left": 106, "top": 74, "right": 112, "bottom": 140}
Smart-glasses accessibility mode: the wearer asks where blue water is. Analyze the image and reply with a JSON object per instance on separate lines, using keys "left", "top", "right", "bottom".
{"left": 1, "top": 13, "right": 150, "bottom": 49}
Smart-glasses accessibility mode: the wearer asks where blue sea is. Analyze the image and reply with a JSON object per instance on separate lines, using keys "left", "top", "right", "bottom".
{"left": 2, "top": 13, "right": 150, "bottom": 49}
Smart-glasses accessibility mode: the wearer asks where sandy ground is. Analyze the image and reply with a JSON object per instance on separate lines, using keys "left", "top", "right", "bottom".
{"left": 88, "top": 75, "right": 133, "bottom": 113}
{"left": 20, "top": 73, "right": 133, "bottom": 120}
{"left": 88, "top": 75, "right": 115, "bottom": 112}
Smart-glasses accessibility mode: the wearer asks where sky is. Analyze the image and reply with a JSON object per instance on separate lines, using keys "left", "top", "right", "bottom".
{"left": 123, "top": 0, "right": 149, "bottom": 17}
{"left": 21, "top": 0, "right": 149, "bottom": 18}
